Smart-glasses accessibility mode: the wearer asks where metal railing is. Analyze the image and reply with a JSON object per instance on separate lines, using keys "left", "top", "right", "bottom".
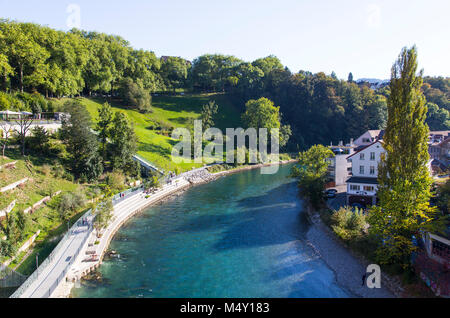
{"left": 9, "top": 209, "right": 94, "bottom": 298}
{"left": 42, "top": 226, "right": 92, "bottom": 298}
{"left": 10, "top": 186, "right": 146, "bottom": 298}
{"left": 112, "top": 185, "right": 144, "bottom": 205}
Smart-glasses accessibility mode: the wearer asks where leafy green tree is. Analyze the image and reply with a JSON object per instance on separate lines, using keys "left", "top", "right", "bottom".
{"left": 242, "top": 97, "right": 281, "bottom": 131}
{"left": 368, "top": 46, "right": 442, "bottom": 267}
{"left": 29, "top": 125, "right": 50, "bottom": 154}
{"left": 61, "top": 101, "right": 103, "bottom": 181}
{"left": 118, "top": 77, "right": 152, "bottom": 112}
{"left": 109, "top": 112, "right": 137, "bottom": 171}
{"left": 160, "top": 56, "right": 188, "bottom": 92}
{"left": 201, "top": 100, "right": 219, "bottom": 130}
{"left": 93, "top": 199, "right": 114, "bottom": 237}
{"left": 426, "top": 102, "right": 450, "bottom": 130}
{"left": 348, "top": 72, "right": 354, "bottom": 83}
{"left": 190, "top": 54, "right": 242, "bottom": 92}
{"left": 57, "top": 191, "right": 87, "bottom": 221}
{"left": 96, "top": 102, "right": 113, "bottom": 162}
{"left": 252, "top": 55, "right": 284, "bottom": 76}
{"left": 291, "top": 145, "right": 334, "bottom": 209}
{"left": 1, "top": 22, "right": 50, "bottom": 92}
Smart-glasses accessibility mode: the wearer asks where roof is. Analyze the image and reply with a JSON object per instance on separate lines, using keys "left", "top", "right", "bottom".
{"left": 368, "top": 130, "right": 383, "bottom": 139}
{"left": 0, "top": 110, "right": 21, "bottom": 115}
{"left": 429, "top": 130, "right": 450, "bottom": 136}
{"left": 346, "top": 176, "right": 379, "bottom": 185}
{"left": 347, "top": 140, "right": 384, "bottom": 159}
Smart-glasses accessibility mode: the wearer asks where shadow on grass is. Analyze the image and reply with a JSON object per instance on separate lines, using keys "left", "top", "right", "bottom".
{"left": 138, "top": 142, "right": 172, "bottom": 159}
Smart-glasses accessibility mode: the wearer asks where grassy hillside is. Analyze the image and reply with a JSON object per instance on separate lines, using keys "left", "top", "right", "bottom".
{"left": 76, "top": 93, "right": 243, "bottom": 173}
{"left": 0, "top": 150, "right": 97, "bottom": 273}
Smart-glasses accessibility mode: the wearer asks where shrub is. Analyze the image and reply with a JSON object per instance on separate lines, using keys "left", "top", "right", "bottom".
{"left": 52, "top": 164, "right": 65, "bottom": 178}
{"left": 330, "top": 206, "right": 367, "bottom": 241}
{"left": 57, "top": 190, "right": 87, "bottom": 220}
{"left": 105, "top": 172, "right": 126, "bottom": 192}
{"left": 41, "top": 164, "right": 52, "bottom": 176}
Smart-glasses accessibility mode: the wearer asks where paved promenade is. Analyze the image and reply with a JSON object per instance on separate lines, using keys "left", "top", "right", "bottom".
{"left": 19, "top": 217, "right": 93, "bottom": 298}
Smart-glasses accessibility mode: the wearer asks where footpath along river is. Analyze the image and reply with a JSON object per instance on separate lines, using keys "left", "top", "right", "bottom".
{"left": 71, "top": 164, "right": 351, "bottom": 298}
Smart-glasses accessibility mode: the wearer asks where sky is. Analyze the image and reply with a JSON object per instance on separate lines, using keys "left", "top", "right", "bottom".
{"left": 1, "top": 0, "right": 449, "bottom": 80}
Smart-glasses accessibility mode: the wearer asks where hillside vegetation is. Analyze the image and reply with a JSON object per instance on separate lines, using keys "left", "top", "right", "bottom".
{"left": 74, "top": 93, "right": 243, "bottom": 173}
{"left": 0, "top": 150, "right": 99, "bottom": 273}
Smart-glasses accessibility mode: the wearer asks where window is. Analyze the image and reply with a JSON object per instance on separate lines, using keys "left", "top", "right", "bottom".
{"left": 370, "top": 152, "right": 375, "bottom": 160}
{"left": 359, "top": 166, "right": 364, "bottom": 174}
{"left": 370, "top": 166, "right": 375, "bottom": 175}
{"left": 350, "top": 185, "right": 360, "bottom": 191}
{"left": 360, "top": 153, "right": 365, "bottom": 160}
{"left": 362, "top": 138, "right": 371, "bottom": 143}
{"left": 432, "top": 240, "right": 450, "bottom": 260}
{"left": 363, "top": 186, "right": 374, "bottom": 192}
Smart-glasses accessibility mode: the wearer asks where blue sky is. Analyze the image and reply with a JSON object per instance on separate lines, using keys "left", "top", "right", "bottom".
{"left": 1, "top": 0, "right": 449, "bottom": 80}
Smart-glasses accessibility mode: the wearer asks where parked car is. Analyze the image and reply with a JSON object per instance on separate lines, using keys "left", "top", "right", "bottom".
{"left": 324, "top": 188, "right": 338, "bottom": 198}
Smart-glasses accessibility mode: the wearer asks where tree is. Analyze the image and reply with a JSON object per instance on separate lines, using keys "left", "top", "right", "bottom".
{"left": 109, "top": 112, "right": 137, "bottom": 171}
{"left": 61, "top": 101, "right": 103, "bottom": 181}
{"left": 201, "top": 100, "right": 219, "bottom": 130}
{"left": 252, "top": 55, "right": 284, "bottom": 76}
{"left": 118, "top": 77, "right": 152, "bottom": 112}
{"left": 241, "top": 97, "right": 281, "bottom": 131}
{"left": 93, "top": 199, "right": 114, "bottom": 237}
{"left": 14, "top": 116, "right": 34, "bottom": 156}
{"left": 426, "top": 102, "right": 450, "bottom": 130}
{"left": 29, "top": 125, "right": 50, "bottom": 154}
{"left": 160, "top": 56, "right": 188, "bottom": 92}
{"left": 1, "top": 22, "right": 49, "bottom": 92}
{"left": 96, "top": 102, "right": 113, "bottom": 162}
{"left": 57, "top": 191, "right": 87, "bottom": 221}
{"left": 348, "top": 72, "right": 354, "bottom": 83}
{"left": 0, "top": 121, "right": 13, "bottom": 157}
{"left": 291, "top": 145, "right": 334, "bottom": 209}
{"left": 367, "top": 46, "right": 442, "bottom": 266}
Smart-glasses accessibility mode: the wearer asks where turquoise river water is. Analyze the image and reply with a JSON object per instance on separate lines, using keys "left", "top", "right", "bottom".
{"left": 71, "top": 164, "right": 350, "bottom": 298}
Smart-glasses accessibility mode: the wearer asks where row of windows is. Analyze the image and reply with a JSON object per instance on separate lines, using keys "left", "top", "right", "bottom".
{"left": 359, "top": 152, "right": 376, "bottom": 160}
{"left": 359, "top": 166, "right": 376, "bottom": 175}
{"left": 349, "top": 185, "right": 375, "bottom": 192}
{"left": 432, "top": 240, "right": 450, "bottom": 260}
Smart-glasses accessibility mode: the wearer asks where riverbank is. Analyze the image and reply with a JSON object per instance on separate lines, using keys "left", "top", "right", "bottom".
{"left": 303, "top": 204, "right": 401, "bottom": 298}
{"left": 52, "top": 160, "right": 297, "bottom": 298}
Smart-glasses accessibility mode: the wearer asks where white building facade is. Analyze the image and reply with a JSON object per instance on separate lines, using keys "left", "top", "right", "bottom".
{"left": 346, "top": 140, "right": 385, "bottom": 206}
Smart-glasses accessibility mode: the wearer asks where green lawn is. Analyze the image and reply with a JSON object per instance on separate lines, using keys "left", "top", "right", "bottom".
{"left": 77, "top": 93, "right": 243, "bottom": 173}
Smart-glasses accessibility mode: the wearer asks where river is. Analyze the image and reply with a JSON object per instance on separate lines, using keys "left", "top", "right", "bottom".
{"left": 71, "top": 164, "right": 350, "bottom": 298}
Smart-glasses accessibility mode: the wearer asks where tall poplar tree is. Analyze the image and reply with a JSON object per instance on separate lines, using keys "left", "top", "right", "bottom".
{"left": 368, "top": 46, "right": 440, "bottom": 266}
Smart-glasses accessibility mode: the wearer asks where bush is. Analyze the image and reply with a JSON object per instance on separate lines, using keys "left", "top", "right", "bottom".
{"left": 105, "top": 172, "right": 126, "bottom": 192}
{"left": 52, "top": 163, "right": 65, "bottom": 178}
{"left": 41, "top": 164, "right": 52, "bottom": 176}
{"left": 57, "top": 190, "right": 87, "bottom": 220}
{"left": 330, "top": 207, "right": 367, "bottom": 241}
{"left": 118, "top": 78, "right": 152, "bottom": 113}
